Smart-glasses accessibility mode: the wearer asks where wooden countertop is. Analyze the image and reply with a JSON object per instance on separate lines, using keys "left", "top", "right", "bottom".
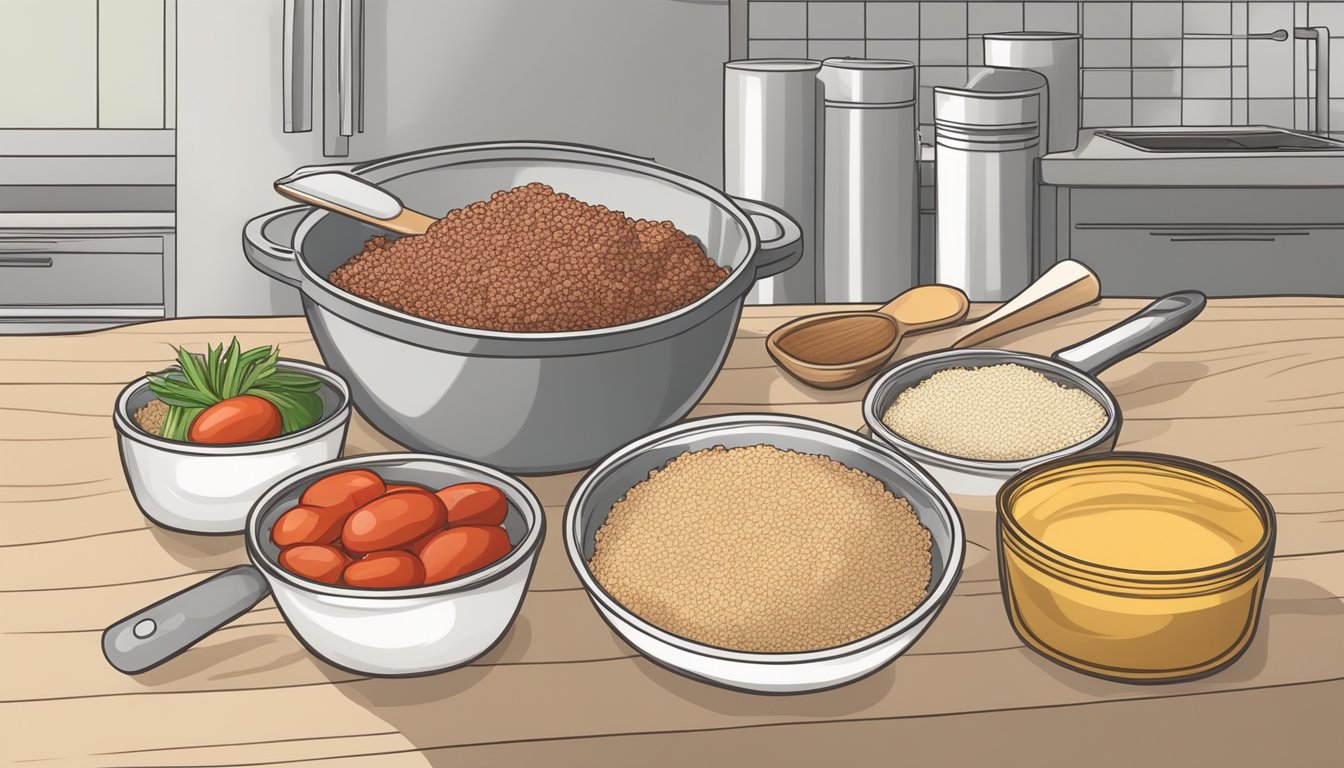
{"left": 3, "top": 299, "right": 1342, "bottom": 767}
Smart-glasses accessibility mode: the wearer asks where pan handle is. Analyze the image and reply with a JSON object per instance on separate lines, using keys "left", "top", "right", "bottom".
{"left": 732, "top": 197, "right": 803, "bottom": 280}
{"left": 242, "top": 206, "right": 310, "bottom": 288}
{"left": 1053, "top": 291, "right": 1207, "bottom": 376}
{"left": 102, "top": 566, "right": 271, "bottom": 675}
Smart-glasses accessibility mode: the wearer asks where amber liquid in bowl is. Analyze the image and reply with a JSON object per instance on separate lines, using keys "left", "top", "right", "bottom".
{"left": 997, "top": 453, "right": 1274, "bottom": 682}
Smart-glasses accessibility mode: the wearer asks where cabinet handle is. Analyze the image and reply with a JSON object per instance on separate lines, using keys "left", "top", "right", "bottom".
{"left": 337, "top": 0, "right": 363, "bottom": 138}
{"left": 1166, "top": 236, "right": 1279, "bottom": 243}
{"left": 282, "top": 0, "right": 314, "bottom": 133}
{"left": 0, "top": 256, "right": 54, "bottom": 268}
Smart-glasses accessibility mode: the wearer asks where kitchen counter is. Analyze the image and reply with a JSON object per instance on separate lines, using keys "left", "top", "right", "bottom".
{"left": 1041, "top": 128, "right": 1344, "bottom": 187}
{"left": 3, "top": 299, "right": 1342, "bottom": 766}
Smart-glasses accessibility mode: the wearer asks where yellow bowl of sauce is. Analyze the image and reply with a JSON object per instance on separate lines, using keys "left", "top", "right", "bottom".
{"left": 997, "top": 452, "right": 1274, "bottom": 683}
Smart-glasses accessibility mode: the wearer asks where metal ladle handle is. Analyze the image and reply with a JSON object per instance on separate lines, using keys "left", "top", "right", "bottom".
{"left": 102, "top": 566, "right": 271, "bottom": 675}
{"left": 1053, "top": 291, "right": 1207, "bottom": 375}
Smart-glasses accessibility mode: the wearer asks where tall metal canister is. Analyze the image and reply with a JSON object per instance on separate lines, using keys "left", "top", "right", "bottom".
{"left": 817, "top": 59, "right": 919, "bottom": 302}
{"left": 983, "top": 32, "right": 1081, "bottom": 154}
{"left": 724, "top": 59, "right": 822, "bottom": 304}
{"left": 934, "top": 67, "right": 1047, "bottom": 301}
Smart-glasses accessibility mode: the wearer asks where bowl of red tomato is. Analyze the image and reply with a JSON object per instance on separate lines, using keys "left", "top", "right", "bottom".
{"left": 113, "top": 341, "right": 352, "bottom": 534}
{"left": 102, "top": 453, "right": 544, "bottom": 678}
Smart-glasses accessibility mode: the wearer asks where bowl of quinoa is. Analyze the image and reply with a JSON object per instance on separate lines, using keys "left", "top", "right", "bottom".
{"left": 863, "top": 348, "right": 1120, "bottom": 498}
{"left": 564, "top": 414, "right": 964, "bottom": 694}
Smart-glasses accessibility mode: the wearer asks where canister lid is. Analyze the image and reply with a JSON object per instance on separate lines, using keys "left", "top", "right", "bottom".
{"left": 818, "top": 58, "right": 916, "bottom": 105}
{"left": 982, "top": 30, "right": 1082, "bottom": 41}
{"left": 725, "top": 58, "right": 823, "bottom": 73}
{"left": 933, "top": 67, "right": 1046, "bottom": 129}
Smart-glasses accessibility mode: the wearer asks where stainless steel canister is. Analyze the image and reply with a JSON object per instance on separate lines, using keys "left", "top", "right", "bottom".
{"left": 934, "top": 68, "right": 1047, "bottom": 301}
{"left": 983, "top": 32, "right": 1081, "bottom": 154}
{"left": 725, "top": 59, "right": 823, "bottom": 304}
{"left": 817, "top": 59, "right": 919, "bottom": 303}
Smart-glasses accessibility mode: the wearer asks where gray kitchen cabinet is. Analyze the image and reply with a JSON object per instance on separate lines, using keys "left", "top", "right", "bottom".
{"left": 0, "top": 230, "right": 175, "bottom": 333}
{"left": 1049, "top": 187, "right": 1344, "bottom": 296}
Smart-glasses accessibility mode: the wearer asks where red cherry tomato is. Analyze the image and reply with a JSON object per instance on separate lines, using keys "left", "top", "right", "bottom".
{"left": 435, "top": 482, "right": 508, "bottom": 527}
{"left": 342, "top": 488, "right": 448, "bottom": 554}
{"left": 271, "top": 504, "right": 350, "bottom": 547}
{"left": 416, "top": 525, "right": 512, "bottom": 584}
{"left": 279, "top": 544, "right": 349, "bottom": 584}
{"left": 300, "top": 469, "right": 386, "bottom": 515}
{"left": 342, "top": 550, "right": 425, "bottom": 588}
{"left": 187, "top": 395, "right": 282, "bottom": 444}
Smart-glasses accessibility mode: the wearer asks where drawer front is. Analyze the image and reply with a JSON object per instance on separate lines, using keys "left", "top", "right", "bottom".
{"left": 1068, "top": 225, "right": 1344, "bottom": 297}
{"left": 0, "top": 248, "right": 163, "bottom": 306}
{"left": 1070, "top": 187, "right": 1344, "bottom": 227}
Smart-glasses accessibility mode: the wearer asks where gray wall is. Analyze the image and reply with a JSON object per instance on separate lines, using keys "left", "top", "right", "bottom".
{"left": 745, "top": 1, "right": 1344, "bottom": 141}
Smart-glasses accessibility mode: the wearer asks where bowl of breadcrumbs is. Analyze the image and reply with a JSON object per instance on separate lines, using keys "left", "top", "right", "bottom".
{"left": 564, "top": 414, "right": 965, "bottom": 694}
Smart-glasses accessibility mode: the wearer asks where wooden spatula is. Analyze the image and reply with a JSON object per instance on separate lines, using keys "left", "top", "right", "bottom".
{"left": 274, "top": 170, "right": 437, "bottom": 235}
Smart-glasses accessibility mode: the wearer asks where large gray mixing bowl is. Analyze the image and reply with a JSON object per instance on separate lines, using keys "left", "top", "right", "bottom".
{"left": 243, "top": 142, "right": 802, "bottom": 474}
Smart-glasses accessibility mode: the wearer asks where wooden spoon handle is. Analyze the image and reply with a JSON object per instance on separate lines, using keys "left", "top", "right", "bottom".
{"left": 274, "top": 170, "right": 437, "bottom": 235}
{"left": 950, "top": 260, "right": 1101, "bottom": 349}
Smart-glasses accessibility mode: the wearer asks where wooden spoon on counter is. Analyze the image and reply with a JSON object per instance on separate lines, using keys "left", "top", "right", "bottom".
{"left": 947, "top": 259, "right": 1102, "bottom": 349}
{"left": 767, "top": 285, "right": 971, "bottom": 390}
{"left": 768, "top": 260, "right": 1101, "bottom": 390}
{"left": 273, "top": 170, "right": 436, "bottom": 235}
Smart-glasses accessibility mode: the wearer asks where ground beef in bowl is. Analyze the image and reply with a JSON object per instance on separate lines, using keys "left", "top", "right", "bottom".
{"left": 327, "top": 182, "right": 730, "bottom": 333}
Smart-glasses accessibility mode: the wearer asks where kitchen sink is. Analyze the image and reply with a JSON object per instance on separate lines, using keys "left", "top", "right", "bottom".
{"left": 1096, "top": 128, "right": 1344, "bottom": 152}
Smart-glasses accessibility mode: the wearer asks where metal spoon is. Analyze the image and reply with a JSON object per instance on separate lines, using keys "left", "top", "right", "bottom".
{"left": 767, "top": 284, "right": 971, "bottom": 390}
{"left": 273, "top": 169, "right": 437, "bottom": 235}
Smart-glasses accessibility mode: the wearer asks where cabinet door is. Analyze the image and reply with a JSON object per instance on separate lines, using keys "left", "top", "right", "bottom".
{"left": 0, "top": 236, "right": 163, "bottom": 306}
{"left": 1068, "top": 224, "right": 1344, "bottom": 297}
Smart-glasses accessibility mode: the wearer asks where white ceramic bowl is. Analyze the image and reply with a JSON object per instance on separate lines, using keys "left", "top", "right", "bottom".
{"left": 248, "top": 454, "right": 545, "bottom": 676}
{"left": 104, "top": 453, "right": 545, "bottom": 677}
{"left": 112, "top": 359, "right": 352, "bottom": 534}
{"left": 565, "top": 414, "right": 965, "bottom": 694}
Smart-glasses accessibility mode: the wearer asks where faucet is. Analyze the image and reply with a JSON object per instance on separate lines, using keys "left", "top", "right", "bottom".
{"left": 1294, "top": 27, "right": 1331, "bottom": 135}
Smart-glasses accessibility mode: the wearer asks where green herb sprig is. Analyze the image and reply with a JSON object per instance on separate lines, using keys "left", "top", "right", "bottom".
{"left": 146, "top": 338, "right": 325, "bottom": 441}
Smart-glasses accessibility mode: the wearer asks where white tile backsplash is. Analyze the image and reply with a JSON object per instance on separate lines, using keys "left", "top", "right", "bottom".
{"left": 1083, "top": 3, "right": 1130, "bottom": 39}
{"left": 750, "top": 2, "right": 808, "bottom": 39}
{"left": 749, "top": 39, "right": 809, "bottom": 58}
{"left": 1133, "top": 3, "right": 1182, "bottom": 39}
{"left": 809, "top": 2, "right": 866, "bottom": 39}
{"left": 920, "top": 1, "right": 966, "bottom": 38}
{"left": 1248, "top": 97, "right": 1295, "bottom": 127}
{"left": 1084, "top": 68, "right": 1132, "bottom": 98}
{"left": 1184, "top": 98, "right": 1233, "bottom": 125}
{"left": 746, "top": 1, "right": 1340, "bottom": 132}
{"left": 1184, "top": 67, "right": 1234, "bottom": 99}
{"left": 1133, "top": 68, "right": 1182, "bottom": 98}
{"left": 920, "top": 38, "right": 967, "bottom": 65}
{"left": 867, "top": 2, "right": 920, "bottom": 38}
{"left": 1184, "top": 39, "right": 1233, "bottom": 67}
{"left": 1085, "top": 39, "right": 1131, "bottom": 68}
{"left": 1133, "top": 39, "right": 1184, "bottom": 67}
{"left": 1184, "top": 2, "right": 1233, "bottom": 35}
{"left": 1024, "top": 2, "right": 1078, "bottom": 33}
{"left": 967, "top": 1, "right": 1022, "bottom": 35}
{"left": 866, "top": 38, "right": 920, "bottom": 60}
{"left": 808, "top": 39, "right": 867, "bottom": 59}
{"left": 1083, "top": 98, "right": 1130, "bottom": 127}
{"left": 1133, "top": 98, "right": 1182, "bottom": 126}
